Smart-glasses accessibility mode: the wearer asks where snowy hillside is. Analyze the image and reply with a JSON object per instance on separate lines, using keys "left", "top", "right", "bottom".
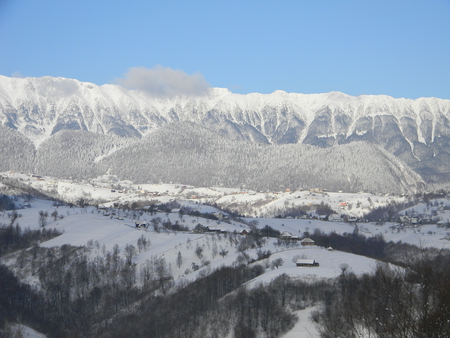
{"left": 0, "top": 171, "right": 420, "bottom": 218}
{"left": 2, "top": 173, "right": 450, "bottom": 337}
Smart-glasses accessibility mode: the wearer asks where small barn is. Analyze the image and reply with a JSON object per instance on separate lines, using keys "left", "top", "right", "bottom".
{"left": 296, "top": 259, "right": 319, "bottom": 267}
{"left": 211, "top": 212, "right": 225, "bottom": 219}
{"left": 400, "top": 215, "right": 409, "bottom": 224}
{"left": 135, "top": 221, "right": 147, "bottom": 228}
{"left": 207, "top": 226, "right": 226, "bottom": 233}
{"left": 300, "top": 238, "right": 315, "bottom": 246}
{"left": 328, "top": 214, "right": 342, "bottom": 222}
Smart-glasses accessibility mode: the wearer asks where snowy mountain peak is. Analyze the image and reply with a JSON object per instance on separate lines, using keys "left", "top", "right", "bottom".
{"left": 1, "top": 75, "right": 450, "bottom": 187}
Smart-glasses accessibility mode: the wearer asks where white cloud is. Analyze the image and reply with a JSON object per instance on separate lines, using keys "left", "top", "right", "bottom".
{"left": 11, "top": 71, "right": 23, "bottom": 78}
{"left": 115, "top": 66, "right": 211, "bottom": 98}
{"left": 36, "top": 77, "right": 78, "bottom": 97}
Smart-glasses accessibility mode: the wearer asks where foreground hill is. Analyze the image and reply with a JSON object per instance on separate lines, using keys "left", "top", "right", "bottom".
{"left": 1, "top": 176, "right": 450, "bottom": 337}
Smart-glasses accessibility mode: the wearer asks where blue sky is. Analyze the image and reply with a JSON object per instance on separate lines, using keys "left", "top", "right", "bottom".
{"left": 1, "top": 0, "right": 449, "bottom": 99}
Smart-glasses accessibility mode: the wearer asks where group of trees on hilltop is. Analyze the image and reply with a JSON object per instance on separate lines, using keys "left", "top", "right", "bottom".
{"left": 0, "top": 223, "right": 61, "bottom": 256}
{"left": 0, "top": 240, "right": 170, "bottom": 337}
{"left": 311, "top": 229, "right": 387, "bottom": 259}
{"left": 0, "top": 195, "right": 15, "bottom": 211}
{"left": 308, "top": 226, "right": 450, "bottom": 337}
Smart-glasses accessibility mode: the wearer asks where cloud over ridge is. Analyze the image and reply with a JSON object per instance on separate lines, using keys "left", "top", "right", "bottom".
{"left": 115, "top": 66, "right": 211, "bottom": 98}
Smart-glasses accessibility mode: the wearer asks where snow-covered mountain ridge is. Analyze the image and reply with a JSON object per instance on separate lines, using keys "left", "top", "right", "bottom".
{"left": 1, "top": 75, "right": 450, "bottom": 187}
{"left": 1, "top": 75, "right": 449, "bottom": 146}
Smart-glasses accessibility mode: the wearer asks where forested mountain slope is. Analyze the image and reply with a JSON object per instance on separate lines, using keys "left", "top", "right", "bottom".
{"left": 98, "top": 123, "right": 424, "bottom": 194}
{"left": 35, "top": 130, "right": 133, "bottom": 179}
{"left": 0, "top": 125, "right": 35, "bottom": 173}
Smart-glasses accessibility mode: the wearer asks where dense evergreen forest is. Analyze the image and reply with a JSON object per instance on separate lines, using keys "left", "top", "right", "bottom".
{"left": 97, "top": 123, "right": 424, "bottom": 194}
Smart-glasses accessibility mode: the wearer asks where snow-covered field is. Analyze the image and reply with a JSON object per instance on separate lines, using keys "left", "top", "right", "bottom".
{"left": 2, "top": 172, "right": 450, "bottom": 338}
{"left": 0, "top": 171, "right": 417, "bottom": 218}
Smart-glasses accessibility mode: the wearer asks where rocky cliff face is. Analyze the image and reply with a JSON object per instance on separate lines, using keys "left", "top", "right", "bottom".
{"left": 1, "top": 75, "right": 450, "bottom": 184}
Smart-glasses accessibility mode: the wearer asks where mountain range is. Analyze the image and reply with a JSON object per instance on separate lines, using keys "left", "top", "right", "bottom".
{"left": 1, "top": 75, "right": 449, "bottom": 193}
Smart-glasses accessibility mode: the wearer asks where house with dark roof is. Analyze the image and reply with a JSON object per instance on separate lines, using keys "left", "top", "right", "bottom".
{"left": 296, "top": 259, "right": 319, "bottom": 267}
